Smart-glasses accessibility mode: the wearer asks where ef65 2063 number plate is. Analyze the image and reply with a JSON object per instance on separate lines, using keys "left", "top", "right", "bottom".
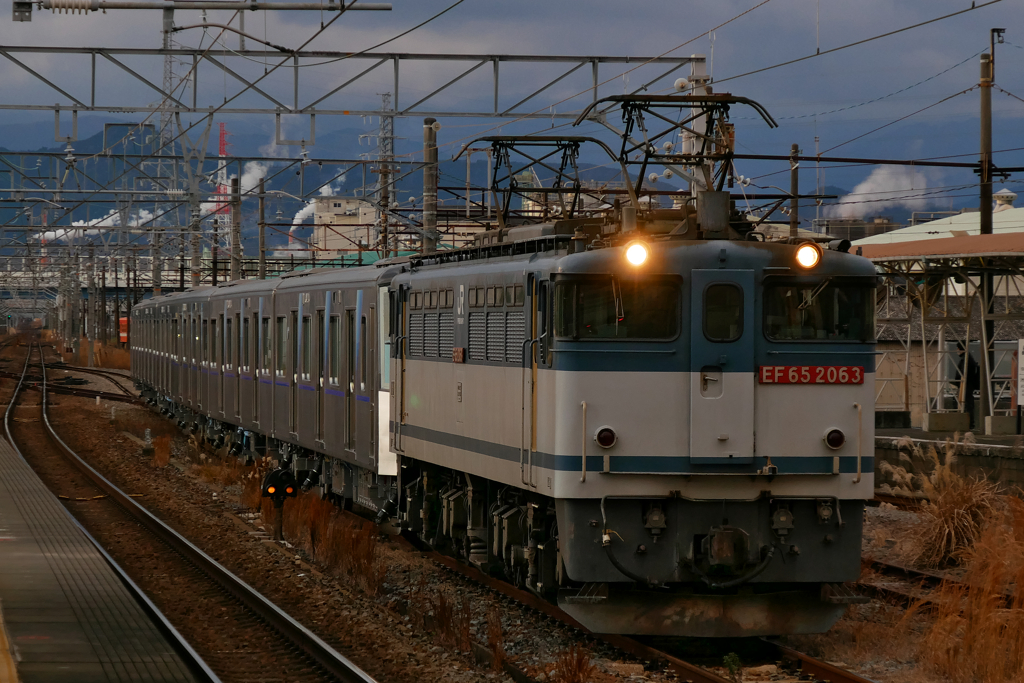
{"left": 758, "top": 365, "right": 864, "bottom": 384}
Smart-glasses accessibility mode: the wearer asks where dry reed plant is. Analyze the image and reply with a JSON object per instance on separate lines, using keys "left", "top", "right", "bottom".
{"left": 486, "top": 606, "right": 505, "bottom": 673}
{"left": 95, "top": 345, "right": 131, "bottom": 369}
{"left": 151, "top": 435, "right": 171, "bottom": 468}
{"left": 191, "top": 461, "right": 245, "bottom": 487}
{"left": 60, "top": 342, "right": 131, "bottom": 369}
{"left": 425, "top": 590, "right": 472, "bottom": 652}
{"left": 915, "top": 439, "right": 999, "bottom": 567}
{"left": 914, "top": 495, "right": 1024, "bottom": 683}
{"left": 241, "top": 471, "right": 265, "bottom": 509}
{"left": 552, "top": 644, "right": 596, "bottom": 683}
{"left": 261, "top": 491, "right": 386, "bottom": 595}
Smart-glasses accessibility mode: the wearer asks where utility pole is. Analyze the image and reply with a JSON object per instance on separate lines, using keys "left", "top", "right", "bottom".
{"left": 212, "top": 219, "right": 219, "bottom": 285}
{"left": 978, "top": 28, "right": 1005, "bottom": 431}
{"left": 258, "top": 177, "right": 266, "bottom": 280}
{"left": 374, "top": 93, "right": 395, "bottom": 257}
{"left": 789, "top": 143, "right": 799, "bottom": 239}
{"left": 230, "top": 176, "right": 241, "bottom": 280}
{"left": 190, "top": 207, "right": 201, "bottom": 288}
{"left": 87, "top": 245, "right": 95, "bottom": 367}
{"left": 100, "top": 265, "right": 107, "bottom": 345}
{"left": 980, "top": 52, "right": 993, "bottom": 236}
{"left": 422, "top": 118, "right": 439, "bottom": 254}
{"left": 152, "top": 230, "right": 162, "bottom": 297}
{"left": 113, "top": 260, "right": 120, "bottom": 345}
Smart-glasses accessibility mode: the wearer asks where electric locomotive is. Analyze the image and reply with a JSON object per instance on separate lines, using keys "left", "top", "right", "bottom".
{"left": 131, "top": 94, "right": 875, "bottom": 638}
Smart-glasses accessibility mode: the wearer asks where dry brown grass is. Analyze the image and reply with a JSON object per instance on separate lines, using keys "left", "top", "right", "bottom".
{"left": 259, "top": 491, "right": 386, "bottom": 595}
{"left": 61, "top": 341, "right": 131, "bottom": 369}
{"left": 422, "top": 589, "right": 472, "bottom": 653}
{"left": 191, "top": 461, "right": 245, "bottom": 487}
{"left": 151, "top": 435, "right": 171, "bottom": 468}
{"left": 239, "top": 457, "right": 272, "bottom": 509}
{"left": 486, "top": 606, "right": 505, "bottom": 673}
{"left": 552, "top": 645, "right": 596, "bottom": 683}
{"left": 914, "top": 439, "right": 1000, "bottom": 567}
{"left": 96, "top": 345, "right": 131, "bottom": 369}
{"left": 914, "top": 496, "right": 1024, "bottom": 683}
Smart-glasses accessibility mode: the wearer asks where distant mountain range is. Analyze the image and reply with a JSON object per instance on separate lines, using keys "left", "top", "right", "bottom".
{"left": 0, "top": 113, "right": 987, "bottom": 251}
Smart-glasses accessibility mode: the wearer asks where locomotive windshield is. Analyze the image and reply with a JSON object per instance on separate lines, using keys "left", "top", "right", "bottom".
{"left": 554, "top": 276, "right": 680, "bottom": 340}
{"left": 764, "top": 280, "right": 875, "bottom": 342}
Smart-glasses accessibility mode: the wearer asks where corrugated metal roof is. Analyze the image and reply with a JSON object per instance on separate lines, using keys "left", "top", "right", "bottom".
{"left": 853, "top": 202, "right": 1024, "bottom": 246}
{"left": 860, "top": 231, "right": 1024, "bottom": 260}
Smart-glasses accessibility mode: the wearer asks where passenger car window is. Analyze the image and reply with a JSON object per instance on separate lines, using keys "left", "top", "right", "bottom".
{"left": 704, "top": 283, "right": 743, "bottom": 342}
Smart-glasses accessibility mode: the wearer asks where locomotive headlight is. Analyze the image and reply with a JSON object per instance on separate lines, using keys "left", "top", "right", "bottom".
{"left": 625, "top": 241, "right": 649, "bottom": 266}
{"left": 796, "top": 242, "right": 822, "bottom": 269}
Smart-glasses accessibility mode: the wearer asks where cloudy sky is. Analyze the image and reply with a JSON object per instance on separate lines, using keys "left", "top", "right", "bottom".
{"left": 2, "top": 0, "right": 1023, "bottom": 217}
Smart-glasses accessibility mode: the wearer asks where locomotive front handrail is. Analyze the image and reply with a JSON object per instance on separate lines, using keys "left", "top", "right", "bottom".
{"left": 580, "top": 400, "right": 587, "bottom": 483}
{"left": 766, "top": 350, "right": 880, "bottom": 355}
{"left": 853, "top": 403, "right": 863, "bottom": 484}
{"left": 520, "top": 337, "right": 540, "bottom": 488}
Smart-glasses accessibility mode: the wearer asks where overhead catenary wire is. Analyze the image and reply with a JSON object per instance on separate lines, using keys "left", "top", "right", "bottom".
{"left": 30, "top": 0, "right": 471, "bottom": 252}
{"left": 714, "top": 0, "right": 1004, "bottom": 85}
{"left": 734, "top": 50, "right": 984, "bottom": 121}
{"left": 820, "top": 86, "right": 978, "bottom": 155}
{"left": 17, "top": 1, "right": 1015, "bottom": 261}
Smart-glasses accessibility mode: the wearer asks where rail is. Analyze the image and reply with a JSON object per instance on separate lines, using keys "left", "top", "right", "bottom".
{"left": 3, "top": 345, "right": 221, "bottom": 683}
{"left": 30, "top": 344, "right": 378, "bottom": 683}
{"left": 43, "top": 362, "right": 136, "bottom": 398}
{"left": 0, "top": 369, "right": 140, "bottom": 403}
{"left": 423, "top": 540, "right": 879, "bottom": 683}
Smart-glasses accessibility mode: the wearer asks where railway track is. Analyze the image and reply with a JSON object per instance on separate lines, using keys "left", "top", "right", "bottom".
{"left": 40, "top": 360, "right": 138, "bottom": 399}
{"left": 406, "top": 533, "right": 878, "bottom": 683}
{"left": 9, "top": 335, "right": 880, "bottom": 683}
{"left": 0, "top": 367, "right": 140, "bottom": 403}
{"left": 869, "top": 493, "right": 925, "bottom": 510}
{"left": 8, "top": 343, "right": 376, "bottom": 683}
{"left": 860, "top": 555, "right": 1016, "bottom": 610}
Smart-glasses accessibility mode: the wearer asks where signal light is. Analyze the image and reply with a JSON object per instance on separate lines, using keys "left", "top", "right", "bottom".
{"left": 261, "top": 468, "right": 298, "bottom": 500}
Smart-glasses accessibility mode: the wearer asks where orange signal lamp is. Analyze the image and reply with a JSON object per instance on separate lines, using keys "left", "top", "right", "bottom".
{"left": 267, "top": 486, "right": 276, "bottom": 494}
{"left": 286, "top": 487, "right": 294, "bottom": 494}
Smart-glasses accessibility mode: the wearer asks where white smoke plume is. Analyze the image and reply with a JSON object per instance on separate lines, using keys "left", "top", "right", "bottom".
{"left": 291, "top": 201, "right": 316, "bottom": 226}
{"left": 71, "top": 210, "right": 119, "bottom": 229}
{"left": 239, "top": 161, "right": 268, "bottom": 194}
{"left": 38, "top": 208, "right": 153, "bottom": 243}
{"left": 826, "top": 166, "right": 936, "bottom": 220}
{"left": 259, "top": 135, "right": 291, "bottom": 159}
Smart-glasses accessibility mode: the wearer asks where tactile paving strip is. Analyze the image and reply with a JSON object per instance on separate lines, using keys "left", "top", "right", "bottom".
{"left": 0, "top": 435, "right": 197, "bottom": 682}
